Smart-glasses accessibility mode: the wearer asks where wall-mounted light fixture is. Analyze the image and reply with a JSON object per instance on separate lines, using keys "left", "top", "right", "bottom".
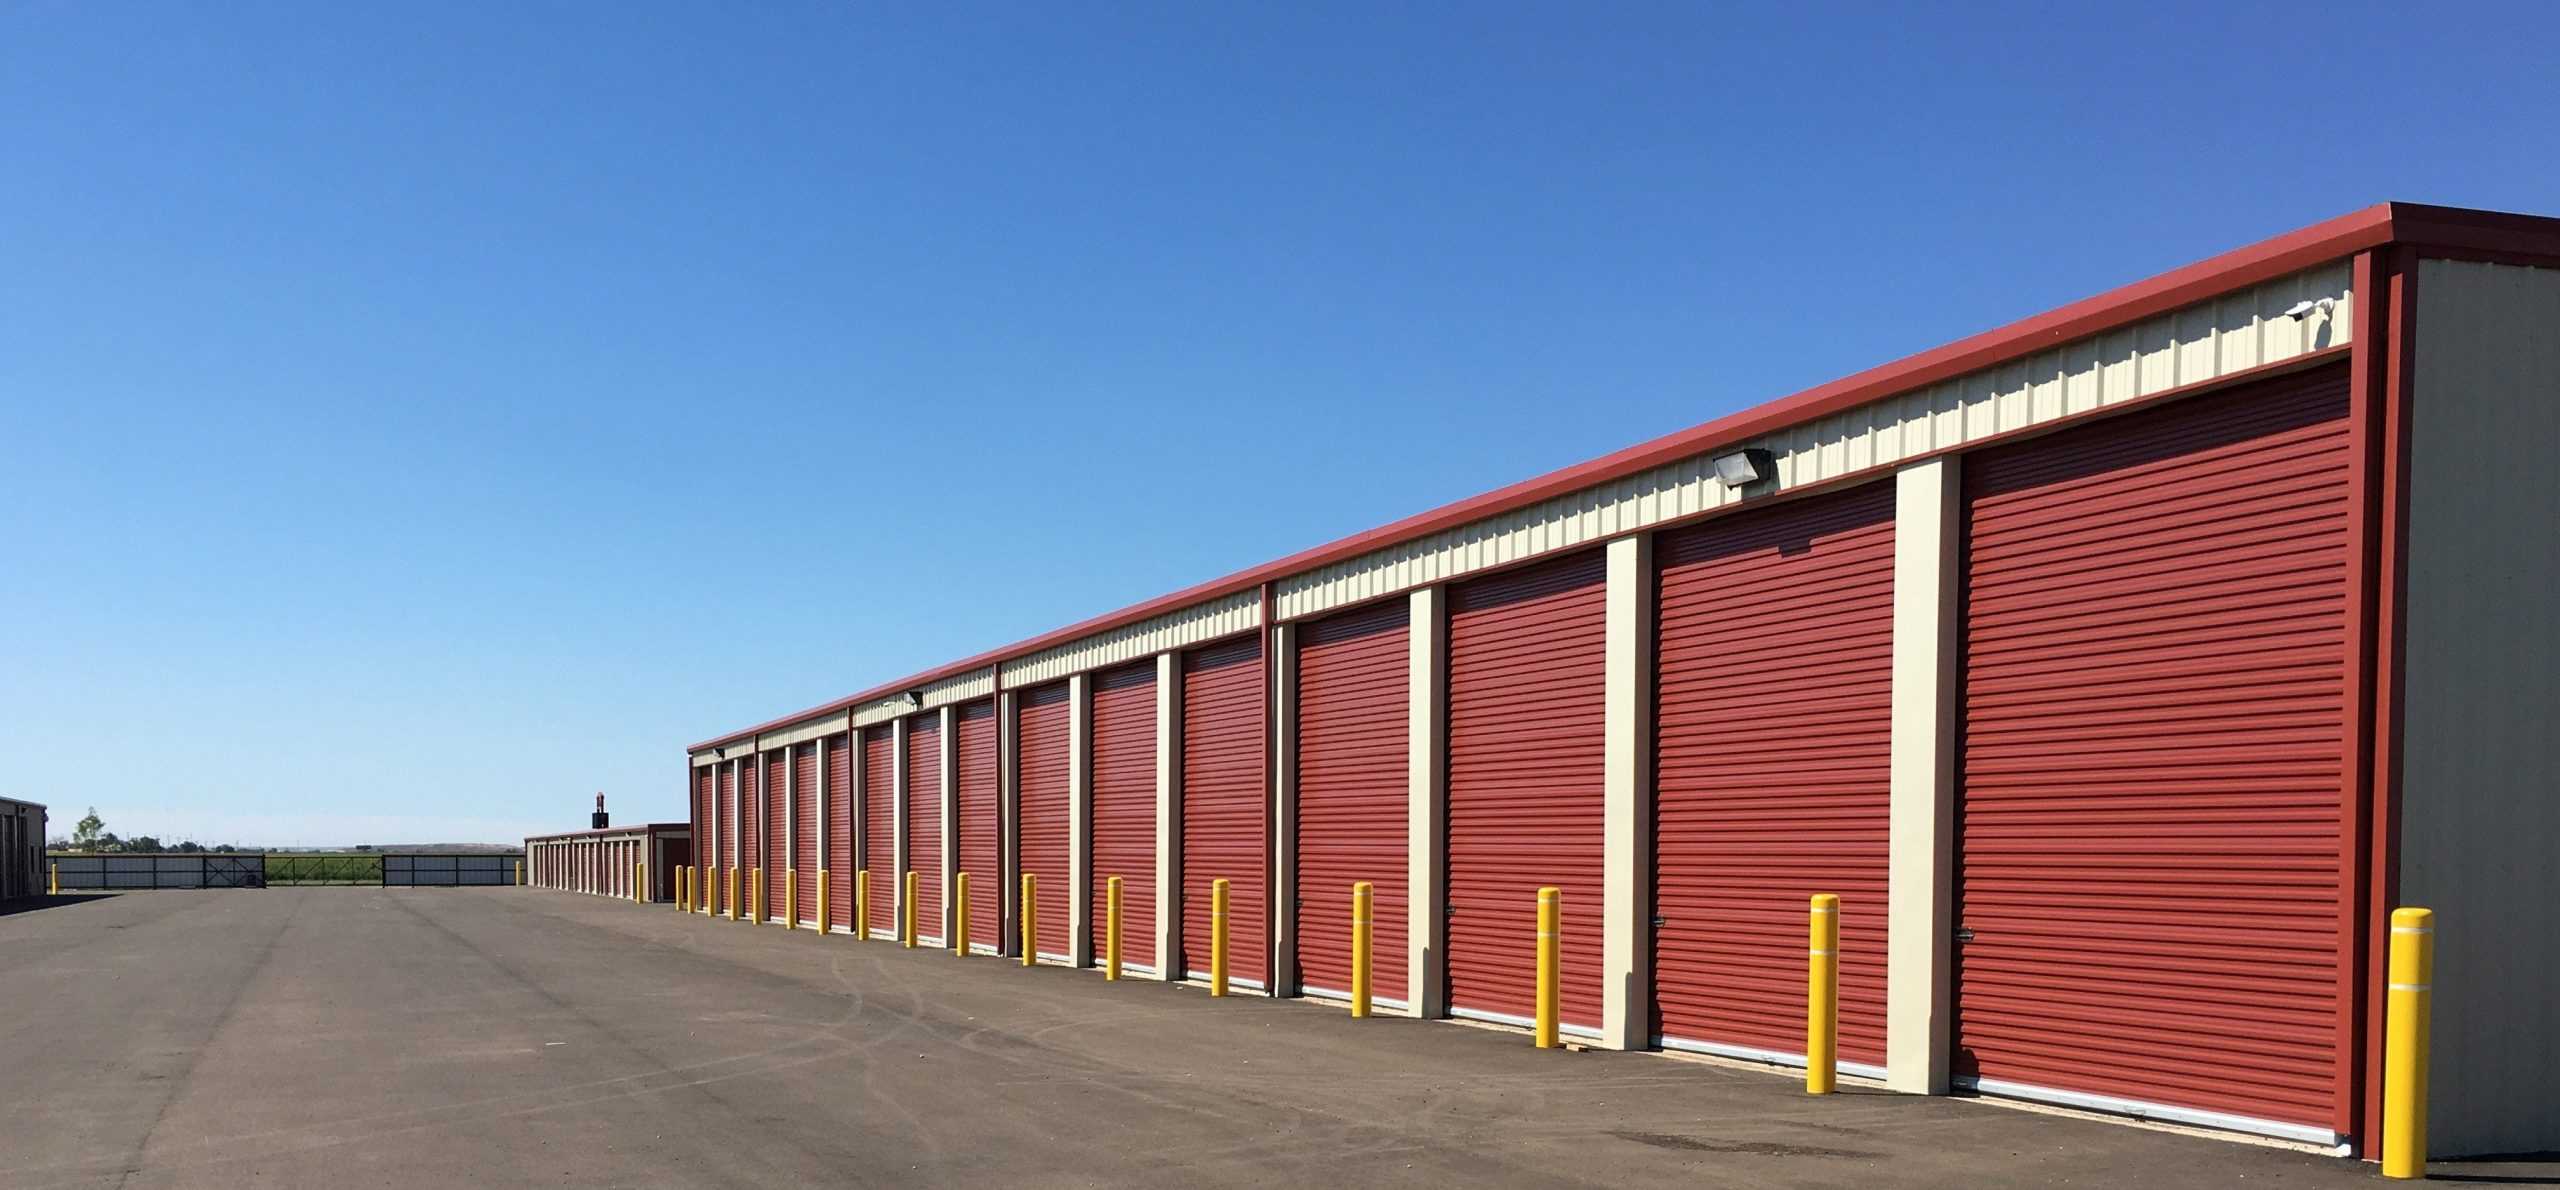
{"left": 2282, "top": 297, "right": 2336, "bottom": 321}
{"left": 1711, "top": 447, "right": 1774, "bottom": 489}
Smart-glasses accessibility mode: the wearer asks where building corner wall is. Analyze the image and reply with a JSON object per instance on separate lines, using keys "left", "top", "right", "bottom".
{"left": 1885, "top": 457, "right": 1960, "bottom": 1093}
{"left": 2396, "top": 257, "right": 2560, "bottom": 1158}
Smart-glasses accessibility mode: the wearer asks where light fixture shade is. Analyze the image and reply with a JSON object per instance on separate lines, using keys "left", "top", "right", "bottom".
{"left": 1712, "top": 448, "right": 1774, "bottom": 488}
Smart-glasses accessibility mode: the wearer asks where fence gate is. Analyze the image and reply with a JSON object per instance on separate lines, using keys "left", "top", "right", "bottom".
{"left": 382, "top": 854, "right": 519, "bottom": 887}
{"left": 47, "top": 854, "right": 268, "bottom": 890}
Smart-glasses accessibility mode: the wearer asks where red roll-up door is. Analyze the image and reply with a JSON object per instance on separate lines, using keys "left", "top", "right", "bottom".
{"left": 1090, "top": 663, "right": 1157, "bottom": 971}
{"left": 1183, "top": 636, "right": 1265, "bottom": 987}
{"left": 1956, "top": 366, "right": 2354, "bottom": 1140}
{"left": 764, "top": 752, "right": 788, "bottom": 918}
{"left": 1654, "top": 482, "right": 1896, "bottom": 1068}
{"left": 717, "top": 764, "right": 738, "bottom": 902}
{"left": 955, "top": 701, "right": 999, "bottom": 952}
{"left": 795, "top": 743, "right": 820, "bottom": 923}
{"left": 1018, "top": 683, "right": 1073, "bottom": 960}
{"left": 1446, "top": 550, "right": 1607, "bottom": 1031}
{"left": 827, "top": 733, "right": 852, "bottom": 930}
{"left": 1294, "top": 600, "right": 1411, "bottom": 1002}
{"left": 863, "top": 726, "right": 896, "bottom": 936}
{"left": 693, "top": 766, "right": 712, "bottom": 882}
{"left": 906, "top": 714, "right": 945, "bottom": 944}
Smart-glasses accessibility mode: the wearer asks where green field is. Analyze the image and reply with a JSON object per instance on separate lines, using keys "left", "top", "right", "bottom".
{"left": 264, "top": 853, "right": 384, "bottom": 885}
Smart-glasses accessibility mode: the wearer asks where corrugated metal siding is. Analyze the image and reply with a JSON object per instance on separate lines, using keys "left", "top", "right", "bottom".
{"left": 1956, "top": 364, "right": 2354, "bottom": 1137}
{"left": 1293, "top": 600, "right": 1410, "bottom": 1001}
{"left": 851, "top": 669, "right": 1000, "bottom": 726}
{"left": 955, "top": 700, "right": 1000, "bottom": 950}
{"left": 906, "top": 715, "right": 945, "bottom": 943}
{"left": 757, "top": 711, "right": 851, "bottom": 753}
{"left": 1277, "top": 264, "right": 2353, "bottom": 623}
{"left": 1089, "top": 662, "right": 1157, "bottom": 969}
{"left": 1017, "top": 682, "right": 1074, "bottom": 959}
{"left": 794, "top": 744, "right": 820, "bottom": 922}
{"left": 764, "top": 752, "right": 787, "bottom": 916}
{"left": 2397, "top": 259, "right": 2560, "bottom": 1158}
{"left": 863, "top": 726, "right": 896, "bottom": 935}
{"left": 1002, "top": 590, "right": 1262, "bottom": 687}
{"left": 1183, "top": 636, "right": 1266, "bottom": 985}
{"left": 826, "top": 733, "right": 852, "bottom": 928}
{"left": 1445, "top": 550, "right": 1608, "bottom": 1029}
{"left": 1653, "top": 481, "right": 1895, "bottom": 1067}
{"left": 717, "top": 764, "right": 737, "bottom": 881}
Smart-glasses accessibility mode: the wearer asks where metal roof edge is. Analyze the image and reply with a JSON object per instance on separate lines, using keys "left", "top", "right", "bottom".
{"left": 689, "top": 201, "right": 2558, "bottom": 754}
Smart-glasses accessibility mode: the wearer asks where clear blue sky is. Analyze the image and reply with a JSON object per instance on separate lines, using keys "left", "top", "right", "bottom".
{"left": 2, "top": 3, "right": 2549, "bottom": 846}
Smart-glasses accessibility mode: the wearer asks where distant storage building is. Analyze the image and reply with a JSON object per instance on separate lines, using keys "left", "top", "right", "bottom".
{"left": 679, "top": 204, "right": 2557, "bottom": 1158}
{"left": 1, "top": 798, "right": 45, "bottom": 900}
{"left": 525, "top": 823, "right": 690, "bottom": 902}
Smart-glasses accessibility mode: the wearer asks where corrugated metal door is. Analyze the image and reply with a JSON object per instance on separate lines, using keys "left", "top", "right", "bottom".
{"left": 794, "top": 744, "right": 820, "bottom": 923}
{"left": 863, "top": 726, "right": 896, "bottom": 936}
{"left": 1293, "top": 600, "right": 1409, "bottom": 1003}
{"left": 1183, "top": 636, "right": 1265, "bottom": 987}
{"left": 906, "top": 714, "right": 945, "bottom": 945}
{"left": 955, "top": 700, "right": 999, "bottom": 952}
{"left": 717, "top": 764, "right": 738, "bottom": 903}
{"left": 1446, "top": 550, "right": 1608, "bottom": 1031}
{"left": 1017, "top": 683, "right": 1073, "bottom": 960}
{"left": 694, "top": 767, "right": 712, "bottom": 880}
{"left": 827, "top": 733, "right": 852, "bottom": 930}
{"left": 764, "top": 752, "right": 788, "bottom": 918}
{"left": 1090, "top": 663, "right": 1157, "bottom": 971}
{"left": 1956, "top": 367, "right": 2354, "bottom": 1141}
{"left": 1653, "top": 482, "right": 1896, "bottom": 1070}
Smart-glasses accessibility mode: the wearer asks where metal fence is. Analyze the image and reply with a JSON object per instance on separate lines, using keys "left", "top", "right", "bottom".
{"left": 382, "top": 853, "right": 519, "bottom": 886}
{"left": 48, "top": 854, "right": 267, "bottom": 889}
{"left": 46, "top": 852, "right": 524, "bottom": 890}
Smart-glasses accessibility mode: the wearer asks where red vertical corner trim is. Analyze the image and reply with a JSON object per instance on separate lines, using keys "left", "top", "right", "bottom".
{"left": 2338, "top": 250, "right": 2385, "bottom": 1146}
{"left": 2358, "top": 247, "right": 2420, "bottom": 1155}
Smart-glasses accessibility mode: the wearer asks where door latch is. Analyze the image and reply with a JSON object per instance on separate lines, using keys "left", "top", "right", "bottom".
{"left": 1954, "top": 928, "right": 1975, "bottom": 942}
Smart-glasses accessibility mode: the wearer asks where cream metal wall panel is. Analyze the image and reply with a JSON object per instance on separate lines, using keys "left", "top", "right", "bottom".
{"left": 921, "top": 668, "right": 996, "bottom": 711}
{"left": 1276, "top": 263, "right": 2353, "bottom": 622}
{"left": 758, "top": 711, "right": 851, "bottom": 753}
{"left": 999, "top": 590, "right": 1262, "bottom": 687}
{"left": 2397, "top": 258, "right": 2560, "bottom": 1159}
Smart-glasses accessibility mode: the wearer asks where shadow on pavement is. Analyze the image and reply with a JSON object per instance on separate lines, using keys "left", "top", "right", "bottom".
{"left": 0, "top": 894, "right": 119, "bottom": 917}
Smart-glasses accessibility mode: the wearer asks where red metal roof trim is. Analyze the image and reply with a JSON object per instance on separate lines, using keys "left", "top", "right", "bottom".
{"left": 692, "top": 202, "right": 2554, "bottom": 754}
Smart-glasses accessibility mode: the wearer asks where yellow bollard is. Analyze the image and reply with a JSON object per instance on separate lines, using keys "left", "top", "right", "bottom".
{"left": 855, "top": 869, "right": 870, "bottom": 940}
{"left": 1807, "top": 893, "right": 1840, "bottom": 1094}
{"left": 515, "top": 859, "right": 524, "bottom": 887}
{"left": 727, "top": 867, "right": 740, "bottom": 919}
{"left": 49, "top": 862, "right": 60, "bottom": 896}
{"left": 903, "top": 871, "right": 918, "bottom": 948}
{"left": 2382, "top": 907, "right": 2435, "bottom": 1179}
{"left": 1211, "top": 878, "right": 1231, "bottom": 997}
{"left": 635, "top": 862, "right": 645, "bottom": 904}
{"left": 1106, "top": 875, "right": 1123, "bottom": 980}
{"left": 953, "top": 872, "right": 969, "bottom": 956}
{"left": 817, "top": 869, "right": 831, "bottom": 935}
{"left": 1351, "top": 881, "right": 1373, "bottom": 1019}
{"left": 783, "top": 870, "right": 797, "bottom": 929}
{"left": 1535, "top": 887, "right": 1560, "bottom": 1048}
{"left": 1021, "top": 873, "right": 1037, "bottom": 966}
{"left": 750, "top": 868, "right": 764, "bottom": 923}
{"left": 678, "top": 866, "right": 690, "bottom": 912}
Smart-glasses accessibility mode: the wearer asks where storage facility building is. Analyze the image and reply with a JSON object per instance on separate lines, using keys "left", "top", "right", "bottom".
{"left": 680, "top": 203, "right": 2557, "bottom": 1159}
{"left": 1, "top": 798, "right": 45, "bottom": 900}
{"left": 526, "top": 823, "right": 690, "bottom": 902}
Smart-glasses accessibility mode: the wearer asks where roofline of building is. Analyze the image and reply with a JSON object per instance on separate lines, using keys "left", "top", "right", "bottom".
{"left": 690, "top": 200, "right": 2560, "bottom": 753}
{"left": 524, "top": 823, "right": 693, "bottom": 842}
